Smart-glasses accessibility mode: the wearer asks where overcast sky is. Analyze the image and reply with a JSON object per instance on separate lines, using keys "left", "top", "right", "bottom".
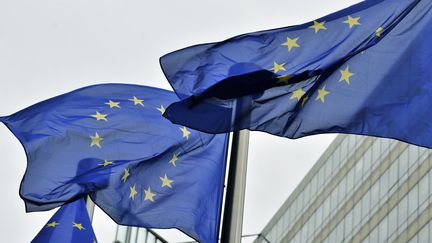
{"left": 0, "top": 0, "right": 360, "bottom": 242}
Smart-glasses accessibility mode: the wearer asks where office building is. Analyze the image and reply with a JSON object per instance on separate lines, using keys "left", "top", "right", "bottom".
{"left": 114, "top": 225, "right": 167, "bottom": 243}
{"left": 255, "top": 135, "right": 432, "bottom": 243}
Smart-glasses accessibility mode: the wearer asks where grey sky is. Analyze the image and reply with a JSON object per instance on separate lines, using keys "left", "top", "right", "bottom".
{"left": 0, "top": 0, "right": 359, "bottom": 242}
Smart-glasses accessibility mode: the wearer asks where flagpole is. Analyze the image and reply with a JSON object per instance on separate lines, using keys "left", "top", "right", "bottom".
{"left": 221, "top": 130, "right": 250, "bottom": 243}
{"left": 85, "top": 196, "right": 96, "bottom": 222}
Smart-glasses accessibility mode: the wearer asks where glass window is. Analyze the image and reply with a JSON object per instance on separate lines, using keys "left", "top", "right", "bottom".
{"left": 332, "top": 152, "right": 340, "bottom": 171}
{"left": 318, "top": 168, "right": 325, "bottom": 191}
{"left": 408, "top": 146, "right": 419, "bottom": 163}
{"left": 137, "top": 228, "right": 147, "bottom": 243}
{"left": 275, "top": 219, "right": 283, "bottom": 241}
{"left": 316, "top": 206, "right": 323, "bottom": 228}
{"left": 379, "top": 170, "right": 389, "bottom": 200}
{"left": 346, "top": 168, "right": 355, "bottom": 193}
{"left": 147, "top": 234, "right": 156, "bottom": 243}
{"left": 129, "top": 227, "right": 138, "bottom": 243}
{"left": 388, "top": 161, "right": 398, "bottom": 191}
{"left": 337, "top": 177, "right": 347, "bottom": 207}
{"left": 282, "top": 207, "right": 291, "bottom": 230}
{"left": 340, "top": 138, "right": 349, "bottom": 160}
{"left": 418, "top": 222, "right": 429, "bottom": 243}
{"left": 378, "top": 217, "right": 388, "bottom": 243}
{"left": 324, "top": 161, "right": 332, "bottom": 180}
{"left": 370, "top": 182, "right": 379, "bottom": 209}
{"left": 419, "top": 173, "right": 429, "bottom": 206}
{"left": 363, "top": 145, "right": 373, "bottom": 174}
{"left": 289, "top": 206, "right": 296, "bottom": 228}
{"left": 267, "top": 227, "right": 276, "bottom": 242}
{"left": 345, "top": 210, "right": 353, "bottom": 236}
{"left": 361, "top": 190, "right": 371, "bottom": 221}
{"left": 311, "top": 176, "right": 317, "bottom": 196}
{"left": 330, "top": 189, "right": 338, "bottom": 212}
{"left": 115, "top": 226, "right": 128, "bottom": 242}
{"left": 408, "top": 234, "right": 418, "bottom": 243}
{"left": 304, "top": 184, "right": 311, "bottom": 208}
{"left": 328, "top": 228, "right": 337, "bottom": 243}
{"left": 371, "top": 141, "right": 381, "bottom": 163}
{"left": 323, "top": 197, "right": 330, "bottom": 220}
{"left": 398, "top": 148, "right": 409, "bottom": 177}
{"left": 369, "top": 226, "right": 379, "bottom": 243}
{"left": 398, "top": 195, "right": 408, "bottom": 228}
{"left": 388, "top": 206, "right": 398, "bottom": 235}
{"left": 353, "top": 201, "right": 362, "bottom": 229}
{"left": 408, "top": 185, "right": 419, "bottom": 220}
{"left": 336, "top": 221, "right": 344, "bottom": 243}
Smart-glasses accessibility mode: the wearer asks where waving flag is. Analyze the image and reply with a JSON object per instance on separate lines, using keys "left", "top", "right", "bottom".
{"left": 32, "top": 199, "right": 97, "bottom": 243}
{"left": 160, "top": 0, "right": 432, "bottom": 148}
{"left": 0, "top": 84, "right": 228, "bottom": 243}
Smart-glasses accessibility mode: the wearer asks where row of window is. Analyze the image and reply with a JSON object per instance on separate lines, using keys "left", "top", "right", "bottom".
{"left": 115, "top": 225, "right": 166, "bottom": 243}
{"left": 263, "top": 135, "right": 363, "bottom": 242}
{"left": 322, "top": 144, "right": 429, "bottom": 243}
{"left": 259, "top": 135, "right": 432, "bottom": 243}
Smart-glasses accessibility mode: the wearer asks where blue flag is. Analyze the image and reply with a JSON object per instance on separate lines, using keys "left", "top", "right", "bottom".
{"left": 32, "top": 199, "right": 97, "bottom": 243}
{"left": 161, "top": 0, "right": 432, "bottom": 148}
{"left": 0, "top": 84, "right": 228, "bottom": 243}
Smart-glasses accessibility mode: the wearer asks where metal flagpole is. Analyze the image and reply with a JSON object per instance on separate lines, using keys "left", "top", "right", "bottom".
{"left": 221, "top": 129, "right": 250, "bottom": 243}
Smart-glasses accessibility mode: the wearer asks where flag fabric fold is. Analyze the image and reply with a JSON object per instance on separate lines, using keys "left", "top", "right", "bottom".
{"left": 1, "top": 84, "right": 229, "bottom": 243}
{"left": 160, "top": 0, "right": 432, "bottom": 148}
{"left": 32, "top": 199, "right": 97, "bottom": 243}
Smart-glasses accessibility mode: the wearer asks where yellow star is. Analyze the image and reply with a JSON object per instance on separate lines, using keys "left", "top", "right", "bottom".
{"left": 144, "top": 187, "right": 156, "bottom": 202}
{"left": 290, "top": 89, "right": 306, "bottom": 101}
{"left": 99, "top": 160, "right": 114, "bottom": 167}
{"left": 129, "top": 184, "right": 138, "bottom": 200}
{"left": 129, "top": 96, "right": 144, "bottom": 107}
{"left": 315, "top": 85, "right": 330, "bottom": 103}
{"left": 169, "top": 153, "right": 179, "bottom": 167}
{"left": 91, "top": 111, "right": 108, "bottom": 121}
{"left": 122, "top": 168, "right": 130, "bottom": 183}
{"left": 72, "top": 222, "right": 85, "bottom": 230}
{"left": 93, "top": 240, "right": 97, "bottom": 243}
{"left": 180, "top": 126, "right": 191, "bottom": 140}
{"left": 281, "top": 37, "right": 300, "bottom": 52}
{"left": 90, "top": 132, "right": 103, "bottom": 148}
{"left": 309, "top": 20, "right": 327, "bottom": 33}
{"left": 277, "top": 74, "right": 292, "bottom": 85}
{"left": 375, "top": 27, "right": 384, "bottom": 37}
{"left": 105, "top": 100, "right": 120, "bottom": 108}
{"left": 343, "top": 15, "right": 361, "bottom": 28}
{"left": 339, "top": 66, "right": 354, "bottom": 84}
{"left": 46, "top": 221, "right": 59, "bottom": 228}
{"left": 301, "top": 96, "right": 309, "bottom": 107}
{"left": 270, "top": 61, "right": 286, "bottom": 73}
{"left": 160, "top": 174, "right": 174, "bottom": 188}
{"left": 157, "top": 105, "right": 166, "bottom": 115}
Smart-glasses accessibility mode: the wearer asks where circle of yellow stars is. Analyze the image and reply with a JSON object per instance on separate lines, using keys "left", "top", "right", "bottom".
{"left": 267, "top": 13, "right": 373, "bottom": 106}
{"left": 86, "top": 96, "right": 193, "bottom": 206}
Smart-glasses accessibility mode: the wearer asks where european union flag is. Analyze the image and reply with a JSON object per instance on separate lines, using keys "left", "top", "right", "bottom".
{"left": 161, "top": 0, "right": 432, "bottom": 148}
{"left": 0, "top": 84, "right": 228, "bottom": 243}
{"left": 32, "top": 199, "right": 97, "bottom": 243}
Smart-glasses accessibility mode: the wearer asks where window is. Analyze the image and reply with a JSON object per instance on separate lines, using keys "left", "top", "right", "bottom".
{"left": 378, "top": 217, "right": 388, "bottom": 243}
{"left": 407, "top": 185, "right": 419, "bottom": 222}
{"left": 370, "top": 182, "right": 379, "bottom": 209}
{"left": 397, "top": 195, "right": 408, "bottom": 230}
{"left": 388, "top": 206, "right": 398, "bottom": 236}
{"left": 418, "top": 173, "right": 429, "bottom": 206}
{"left": 417, "top": 222, "right": 429, "bottom": 243}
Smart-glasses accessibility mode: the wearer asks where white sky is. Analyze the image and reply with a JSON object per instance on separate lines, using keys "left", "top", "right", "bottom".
{"left": 0, "top": 0, "right": 360, "bottom": 242}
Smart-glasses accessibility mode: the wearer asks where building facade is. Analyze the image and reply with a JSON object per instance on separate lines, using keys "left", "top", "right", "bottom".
{"left": 255, "top": 135, "right": 432, "bottom": 243}
{"left": 114, "top": 225, "right": 168, "bottom": 243}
